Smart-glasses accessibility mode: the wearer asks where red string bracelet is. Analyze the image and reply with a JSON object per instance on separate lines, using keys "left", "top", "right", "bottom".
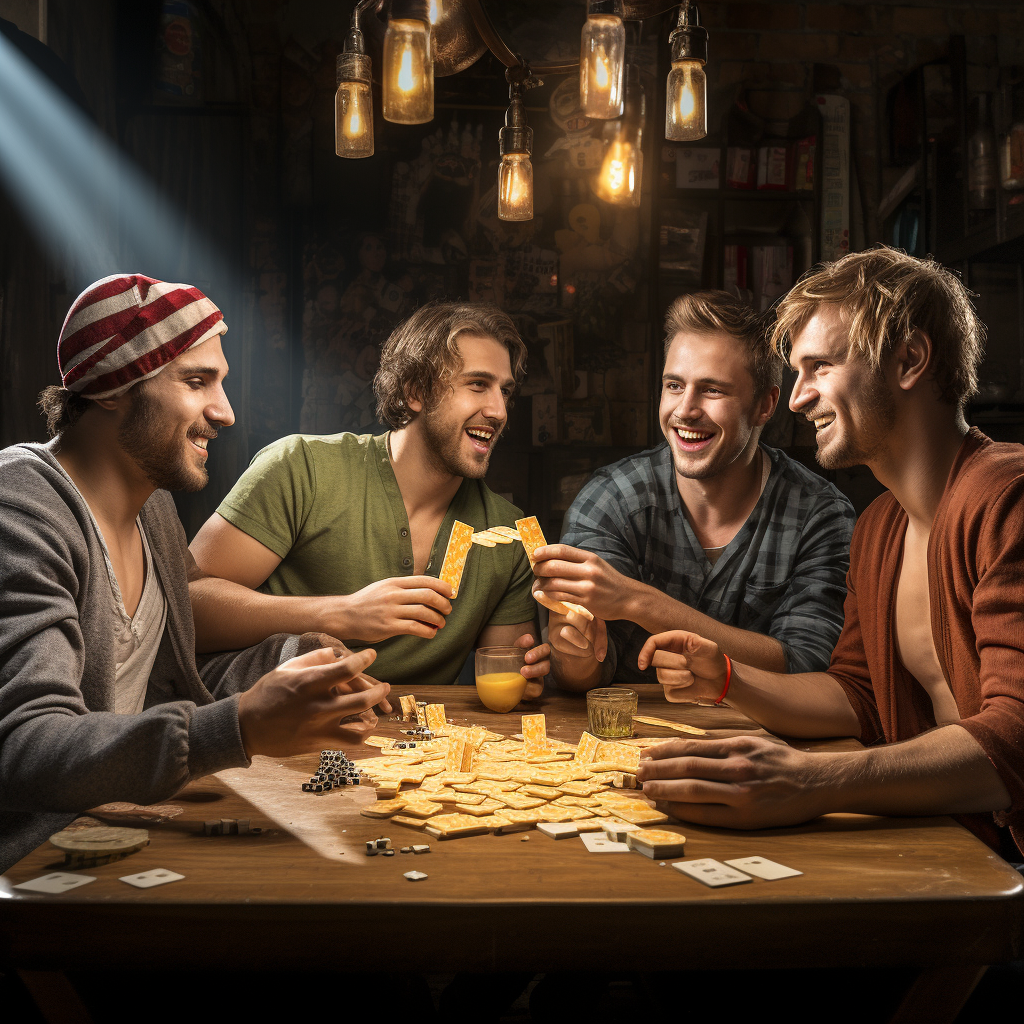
{"left": 714, "top": 655, "right": 732, "bottom": 705}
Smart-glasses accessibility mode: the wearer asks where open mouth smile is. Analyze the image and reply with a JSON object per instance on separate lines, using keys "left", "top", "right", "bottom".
{"left": 189, "top": 434, "right": 214, "bottom": 456}
{"left": 466, "top": 426, "right": 495, "bottom": 453}
{"left": 673, "top": 426, "right": 715, "bottom": 451}
{"left": 812, "top": 413, "right": 836, "bottom": 433}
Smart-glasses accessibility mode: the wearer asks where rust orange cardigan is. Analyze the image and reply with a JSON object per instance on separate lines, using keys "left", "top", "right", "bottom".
{"left": 829, "top": 428, "right": 1024, "bottom": 856}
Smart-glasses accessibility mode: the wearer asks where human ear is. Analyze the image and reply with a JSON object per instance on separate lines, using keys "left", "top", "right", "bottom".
{"left": 755, "top": 384, "right": 781, "bottom": 426}
{"left": 896, "top": 329, "right": 933, "bottom": 392}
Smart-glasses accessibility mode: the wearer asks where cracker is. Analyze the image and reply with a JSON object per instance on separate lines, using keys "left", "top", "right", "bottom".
{"left": 632, "top": 715, "right": 707, "bottom": 737}
{"left": 455, "top": 798, "right": 506, "bottom": 817}
{"left": 391, "top": 815, "right": 429, "bottom": 830}
{"left": 533, "top": 589, "right": 595, "bottom": 621}
{"left": 489, "top": 526, "right": 522, "bottom": 540}
{"left": 360, "top": 799, "right": 406, "bottom": 818}
{"left": 574, "top": 732, "right": 600, "bottom": 765}
{"left": 423, "top": 813, "right": 492, "bottom": 839}
{"left": 595, "top": 741, "right": 641, "bottom": 770}
{"left": 445, "top": 737, "right": 467, "bottom": 773}
{"left": 399, "top": 800, "right": 444, "bottom": 819}
{"left": 477, "top": 530, "right": 513, "bottom": 544}
{"left": 515, "top": 516, "right": 547, "bottom": 568}
{"left": 424, "top": 704, "right": 446, "bottom": 734}
{"left": 521, "top": 713, "right": 547, "bottom": 757}
{"left": 471, "top": 533, "right": 497, "bottom": 547}
{"left": 398, "top": 694, "right": 418, "bottom": 720}
{"left": 610, "top": 802, "right": 670, "bottom": 826}
{"left": 460, "top": 741, "right": 476, "bottom": 774}
{"left": 439, "top": 520, "right": 474, "bottom": 599}
{"left": 492, "top": 792, "right": 546, "bottom": 810}
{"left": 522, "top": 784, "right": 564, "bottom": 800}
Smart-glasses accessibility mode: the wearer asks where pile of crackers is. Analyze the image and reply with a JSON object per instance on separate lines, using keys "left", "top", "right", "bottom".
{"left": 355, "top": 705, "right": 674, "bottom": 840}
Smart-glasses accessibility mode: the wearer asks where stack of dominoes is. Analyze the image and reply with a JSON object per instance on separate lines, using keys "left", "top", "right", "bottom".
{"left": 301, "top": 749, "right": 363, "bottom": 793}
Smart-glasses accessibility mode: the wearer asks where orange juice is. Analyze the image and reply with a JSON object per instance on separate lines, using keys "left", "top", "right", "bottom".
{"left": 475, "top": 671, "right": 527, "bottom": 713}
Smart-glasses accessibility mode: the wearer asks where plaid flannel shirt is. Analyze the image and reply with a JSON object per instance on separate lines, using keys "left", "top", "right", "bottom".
{"left": 560, "top": 443, "right": 856, "bottom": 685}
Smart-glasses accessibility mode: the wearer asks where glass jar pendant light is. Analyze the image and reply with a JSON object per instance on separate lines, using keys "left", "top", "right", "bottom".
{"left": 580, "top": 0, "right": 625, "bottom": 120}
{"left": 666, "top": 1, "right": 708, "bottom": 141}
{"left": 383, "top": 0, "right": 434, "bottom": 125}
{"left": 335, "top": 15, "right": 373, "bottom": 158}
{"left": 596, "top": 66, "right": 644, "bottom": 206}
{"left": 498, "top": 68, "right": 534, "bottom": 221}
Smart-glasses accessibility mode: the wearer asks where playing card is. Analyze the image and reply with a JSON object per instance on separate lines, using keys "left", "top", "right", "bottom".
{"left": 580, "top": 833, "right": 629, "bottom": 853}
{"left": 119, "top": 868, "right": 185, "bottom": 889}
{"left": 672, "top": 858, "right": 753, "bottom": 888}
{"left": 725, "top": 856, "right": 803, "bottom": 880}
{"left": 13, "top": 872, "right": 96, "bottom": 894}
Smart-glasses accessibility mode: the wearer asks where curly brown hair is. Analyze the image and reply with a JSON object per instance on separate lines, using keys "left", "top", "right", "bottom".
{"left": 771, "top": 246, "right": 986, "bottom": 410}
{"left": 374, "top": 302, "right": 528, "bottom": 429}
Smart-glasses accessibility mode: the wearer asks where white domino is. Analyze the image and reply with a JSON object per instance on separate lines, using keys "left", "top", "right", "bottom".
{"left": 580, "top": 833, "right": 630, "bottom": 853}
{"left": 13, "top": 872, "right": 96, "bottom": 894}
{"left": 672, "top": 858, "right": 753, "bottom": 888}
{"left": 537, "top": 822, "right": 579, "bottom": 840}
{"left": 724, "top": 856, "right": 803, "bottom": 880}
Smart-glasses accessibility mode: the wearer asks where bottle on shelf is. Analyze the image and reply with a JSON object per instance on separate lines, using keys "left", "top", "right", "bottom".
{"left": 967, "top": 93, "right": 998, "bottom": 213}
{"left": 998, "top": 85, "right": 1024, "bottom": 192}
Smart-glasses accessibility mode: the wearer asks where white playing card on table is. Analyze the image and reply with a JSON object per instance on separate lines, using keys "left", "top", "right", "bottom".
{"left": 725, "top": 856, "right": 803, "bottom": 880}
{"left": 672, "top": 858, "right": 753, "bottom": 888}
{"left": 119, "top": 868, "right": 185, "bottom": 889}
{"left": 13, "top": 872, "right": 96, "bottom": 894}
{"left": 580, "top": 833, "right": 630, "bottom": 853}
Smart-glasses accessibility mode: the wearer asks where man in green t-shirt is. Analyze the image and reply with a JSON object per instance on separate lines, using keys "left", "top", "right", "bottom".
{"left": 189, "top": 302, "right": 550, "bottom": 690}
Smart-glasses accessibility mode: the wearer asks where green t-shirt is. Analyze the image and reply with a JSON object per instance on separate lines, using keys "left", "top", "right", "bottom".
{"left": 217, "top": 432, "right": 536, "bottom": 686}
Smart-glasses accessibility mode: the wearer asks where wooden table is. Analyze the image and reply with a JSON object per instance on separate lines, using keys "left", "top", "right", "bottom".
{"left": 2, "top": 685, "right": 1022, "bottom": 1023}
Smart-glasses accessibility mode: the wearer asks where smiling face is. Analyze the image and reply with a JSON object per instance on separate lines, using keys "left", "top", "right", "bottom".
{"left": 788, "top": 305, "right": 897, "bottom": 470}
{"left": 659, "top": 330, "right": 775, "bottom": 482}
{"left": 117, "top": 335, "right": 234, "bottom": 492}
{"left": 412, "top": 333, "right": 513, "bottom": 480}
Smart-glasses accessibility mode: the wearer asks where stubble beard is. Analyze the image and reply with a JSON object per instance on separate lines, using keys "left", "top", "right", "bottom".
{"left": 118, "top": 386, "right": 210, "bottom": 493}
{"left": 814, "top": 373, "right": 897, "bottom": 470}
{"left": 419, "top": 404, "right": 496, "bottom": 480}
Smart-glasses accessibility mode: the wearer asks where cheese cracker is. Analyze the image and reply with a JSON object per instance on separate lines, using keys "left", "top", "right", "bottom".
{"left": 424, "top": 704, "right": 446, "bottom": 734}
{"left": 471, "top": 533, "right": 497, "bottom": 547}
{"left": 521, "top": 713, "right": 547, "bottom": 757}
{"left": 515, "top": 516, "right": 547, "bottom": 568}
{"left": 574, "top": 732, "right": 600, "bottom": 765}
{"left": 445, "top": 737, "right": 467, "bottom": 773}
{"left": 439, "top": 520, "right": 474, "bottom": 598}
{"left": 489, "top": 526, "right": 521, "bottom": 540}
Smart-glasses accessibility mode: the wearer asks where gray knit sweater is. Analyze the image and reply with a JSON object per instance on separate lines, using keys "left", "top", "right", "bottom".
{"left": 0, "top": 441, "right": 309, "bottom": 872}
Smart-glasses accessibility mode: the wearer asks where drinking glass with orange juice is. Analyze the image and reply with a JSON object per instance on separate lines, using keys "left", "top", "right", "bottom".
{"left": 475, "top": 647, "right": 528, "bottom": 713}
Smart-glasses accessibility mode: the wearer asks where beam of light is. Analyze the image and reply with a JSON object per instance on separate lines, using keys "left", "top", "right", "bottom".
{"left": 0, "top": 31, "right": 222, "bottom": 290}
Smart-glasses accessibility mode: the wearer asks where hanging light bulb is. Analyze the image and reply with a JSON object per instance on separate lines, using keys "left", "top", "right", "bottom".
{"left": 580, "top": 0, "right": 625, "bottom": 120}
{"left": 665, "top": 1, "right": 708, "bottom": 141}
{"left": 383, "top": 0, "right": 433, "bottom": 125}
{"left": 498, "top": 69, "right": 534, "bottom": 221}
{"left": 596, "top": 67, "right": 644, "bottom": 206}
{"left": 335, "top": 15, "right": 373, "bottom": 159}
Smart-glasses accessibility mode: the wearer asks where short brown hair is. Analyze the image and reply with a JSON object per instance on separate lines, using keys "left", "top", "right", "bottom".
{"left": 374, "top": 302, "right": 528, "bottom": 429}
{"left": 771, "top": 246, "right": 986, "bottom": 409}
{"left": 37, "top": 386, "right": 90, "bottom": 437}
{"left": 664, "top": 290, "right": 782, "bottom": 398}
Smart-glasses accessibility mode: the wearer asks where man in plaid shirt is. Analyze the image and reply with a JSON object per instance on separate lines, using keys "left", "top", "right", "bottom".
{"left": 532, "top": 291, "right": 855, "bottom": 691}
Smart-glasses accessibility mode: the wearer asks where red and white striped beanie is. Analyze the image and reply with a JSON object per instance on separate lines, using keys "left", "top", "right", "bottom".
{"left": 57, "top": 273, "right": 227, "bottom": 398}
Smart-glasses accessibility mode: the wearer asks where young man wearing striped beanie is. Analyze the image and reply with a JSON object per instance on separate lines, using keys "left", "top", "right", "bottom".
{"left": 0, "top": 273, "right": 389, "bottom": 874}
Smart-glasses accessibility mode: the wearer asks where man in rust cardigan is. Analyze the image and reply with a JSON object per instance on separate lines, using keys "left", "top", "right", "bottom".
{"left": 636, "top": 246, "right": 1024, "bottom": 861}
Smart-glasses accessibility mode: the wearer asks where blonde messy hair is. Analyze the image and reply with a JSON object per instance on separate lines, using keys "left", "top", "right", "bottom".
{"left": 664, "top": 290, "right": 782, "bottom": 398}
{"left": 374, "top": 302, "right": 527, "bottom": 429}
{"left": 771, "top": 246, "right": 986, "bottom": 410}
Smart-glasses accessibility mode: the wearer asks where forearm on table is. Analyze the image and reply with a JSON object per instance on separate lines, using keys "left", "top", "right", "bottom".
{"left": 625, "top": 585, "right": 788, "bottom": 673}
{"left": 725, "top": 663, "right": 861, "bottom": 739}
{"left": 822, "top": 725, "right": 1012, "bottom": 817}
{"left": 189, "top": 576, "right": 338, "bottom": 653}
